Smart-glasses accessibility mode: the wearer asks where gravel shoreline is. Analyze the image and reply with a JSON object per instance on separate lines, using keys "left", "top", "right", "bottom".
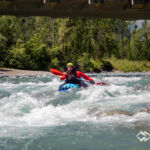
{"left": 1, "top": 68, "right": 149, "bottom": 77}
{"left": 0, "top": 68, "right": 50, "bottom": 77}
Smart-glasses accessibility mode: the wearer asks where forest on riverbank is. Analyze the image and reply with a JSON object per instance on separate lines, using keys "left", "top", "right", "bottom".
{"left": 0, "top": 16, "right": 150, "bottom": 72}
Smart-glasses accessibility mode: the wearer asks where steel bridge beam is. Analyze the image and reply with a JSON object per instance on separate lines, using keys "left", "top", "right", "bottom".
{"left": 0, "top": 0, "right": 150, "bottom": 20}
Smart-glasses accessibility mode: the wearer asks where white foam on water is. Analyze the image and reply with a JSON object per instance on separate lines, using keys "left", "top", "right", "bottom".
{"left": 0, "top": 74, "right": 150, "bottom": 130}
{"left": 102, "top": 77, "right": 141, "bottom": 86}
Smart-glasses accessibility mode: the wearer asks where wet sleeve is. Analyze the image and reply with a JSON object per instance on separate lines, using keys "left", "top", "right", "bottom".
{"left": 77, "top": 71, "right": 93, "bottom": 81}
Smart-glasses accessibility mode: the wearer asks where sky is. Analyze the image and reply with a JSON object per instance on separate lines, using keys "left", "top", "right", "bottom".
{"left": 136, "top": 20, "right": 143, "bottom": 28}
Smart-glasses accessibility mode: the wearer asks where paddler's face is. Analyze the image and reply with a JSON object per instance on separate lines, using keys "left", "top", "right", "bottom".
{"left": 67, "top": 66, "right": 73, "bottom": 73}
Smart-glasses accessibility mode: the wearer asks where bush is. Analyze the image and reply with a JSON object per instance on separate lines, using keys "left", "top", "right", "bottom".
{"left": 90, "top": 58, "right": 102, "bottom": 72}
{"left": 78, "top": 53, "right": 93, "bottom": 72}
{"left": 77, "top": 53, "right": 113, "bottom": 72}
{"left": 25, "top": 34, "right": 51, "bottom": 70}
{"left": 9, "top": 46, "right": 30, "bottom": 69}
{"left": 9, "top": 35, "right": 51, "bottom": 70}
{"left": 51, "top": 58, "right": 60, "bottom": 68}
{"left": 108, "top": 57, "right": 150, "bottom": 72}
{"left": 101, "top": 60, "right": 113, "bottom": 71}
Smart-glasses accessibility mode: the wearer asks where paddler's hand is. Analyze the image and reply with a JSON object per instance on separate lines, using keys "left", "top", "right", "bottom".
{"left": 90, "top": 80, "right": 95, "bottom": 84}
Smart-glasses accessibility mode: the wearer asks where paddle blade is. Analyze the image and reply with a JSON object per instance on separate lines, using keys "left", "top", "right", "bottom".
{"left": 95, "top": 82, "right": 107, "bottom": 85}
{"left": 50, "top": 68, "right": 64, "bottom": 76}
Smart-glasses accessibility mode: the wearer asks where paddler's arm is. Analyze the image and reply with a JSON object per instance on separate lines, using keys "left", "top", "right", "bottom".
{"left": 76, "top": 71, "right": 95, "bottom": 84}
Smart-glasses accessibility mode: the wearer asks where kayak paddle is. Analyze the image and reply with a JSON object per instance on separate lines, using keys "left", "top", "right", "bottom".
{"left": 50, "top": 68, "right": 107, "bottom": 85}
{"left": 50, "top": 68, "right": 64, "bottom": 76}
{"left": 95, "top": 82, "right": 107, "bottom": 85}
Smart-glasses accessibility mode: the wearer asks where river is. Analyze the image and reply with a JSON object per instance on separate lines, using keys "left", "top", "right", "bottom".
{"left": 0, "top": 72, "right": 150, "bottom": 150}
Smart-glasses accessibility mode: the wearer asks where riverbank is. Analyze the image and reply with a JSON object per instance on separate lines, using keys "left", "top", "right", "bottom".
{"left": 0, "top": 67, "right": 150, "bottom": 77}
{"left": 107, "top": 57, "right": 150, "bottom": 72}
{"left": 1, "top": 58, "right": 150, "bottom": 76}
{"left": 0, "top": 68, "right": 50, "bottom": 77}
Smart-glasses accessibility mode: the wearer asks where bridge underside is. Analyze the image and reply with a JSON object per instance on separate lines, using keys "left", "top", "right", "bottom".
{"left": 0, "top": 0, "right": 150, "bottom": 20}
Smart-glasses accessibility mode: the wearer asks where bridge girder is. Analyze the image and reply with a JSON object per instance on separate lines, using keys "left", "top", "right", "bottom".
{"left": 0, "top": 0, "right": 150, "bottom": 20}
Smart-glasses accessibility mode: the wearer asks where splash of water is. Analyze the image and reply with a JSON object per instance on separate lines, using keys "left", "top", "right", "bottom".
{"left": 0, "top": 73, "right": 150, "bottom": 149}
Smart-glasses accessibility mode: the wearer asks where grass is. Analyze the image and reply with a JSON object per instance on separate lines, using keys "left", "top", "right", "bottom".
{"left": 107, "top": 57, "right": 150, "bottom": 72}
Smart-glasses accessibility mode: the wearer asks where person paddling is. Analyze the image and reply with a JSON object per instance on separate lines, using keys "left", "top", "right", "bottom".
{"left": 60, "top": 63, "right": 95, "bottom": 88}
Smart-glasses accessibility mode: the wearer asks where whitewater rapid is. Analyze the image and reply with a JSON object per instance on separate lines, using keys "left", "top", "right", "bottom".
{"left": 1, "top": 73, "right": 150, "bottom": 150}
{"left": 0, "top": 73, "right": 150, "bottom": 129}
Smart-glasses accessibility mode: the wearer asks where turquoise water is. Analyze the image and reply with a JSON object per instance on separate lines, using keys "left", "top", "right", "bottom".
{"left": 0, "top": 73, "right": 150, "bottom": 150}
